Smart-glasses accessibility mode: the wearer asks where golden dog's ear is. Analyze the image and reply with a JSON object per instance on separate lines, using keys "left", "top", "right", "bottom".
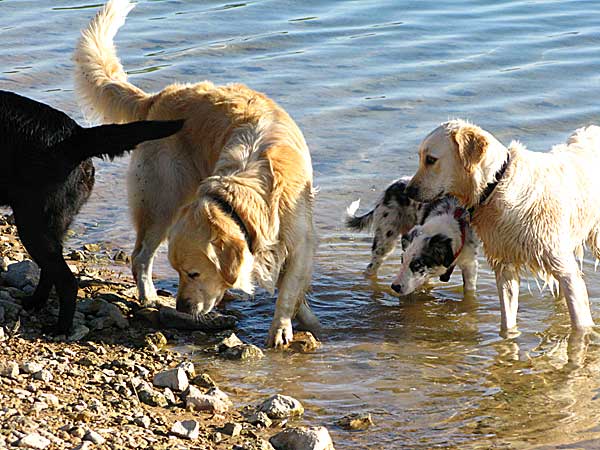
{"left": 452, "top": 126, "right": 488, "bottom": 172}
{"left": 213, "top": 236, "right": 245, "bottom": 287}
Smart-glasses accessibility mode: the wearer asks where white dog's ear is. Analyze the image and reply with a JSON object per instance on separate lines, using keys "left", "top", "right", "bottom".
{"left": 452, "top": 126, "right": 488, "bottom": 173}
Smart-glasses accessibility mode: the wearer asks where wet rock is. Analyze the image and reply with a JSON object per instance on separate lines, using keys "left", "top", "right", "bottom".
{"left": 170, "top": 420, "right": 199, "bottom": 440}
{"left": 83, "top": 430, "right": 105, "bottom": 445}
{"left": 2, "top": 260, "right": 40, "bottom": 289}
{"left": 334, "top": 413, "right": 374, "bottom": 431}
{"left": 159, "top": 307, "right": 237, "bottom": 331}
{"left": 217, "top": 332, "right": 243, "bottom": 352}
{"left": 113, "top": 250, "right": 130, "bottom": 263}
{"left": 221, "top": 344, "right": 265, "bottom": 361}
{"left": 18, "top": 432, "right": 50, "bottom": 449}
{"left": 186, "top": 386, "right": 232, "bottom": 413}
{"left": 68, "top": 324, "right": 90, "bottom": 342}
{"left": 191, "top": 373, "right": 218, "bottom": 389}
{"left": 270, "top": 426, "right": 335, "bottom": 450}
{"left": 1, "top": 361, "right": 19, "bottom": 378}
{"left": 144, "top": 331, "right": 167, "bottom": 351}
{"left": 258, "top": 394, "right": 304, "bottom": 419}
{"left": 153, "top": 367, "right": 189, "bottom": 391}
{"left": 33, "top": 369, "right": 53, "bottom": 383}
{"left": 289, "top": 332, "right": 321, "bottom": 353}
{"left": 221, "top": 422, "right": 242, "bottom": 437}
{"left": 247, "top": 411, "right": 273, "bottom": 428}
{"left": 83, "top": 243, "right": 101, "bottom": 253}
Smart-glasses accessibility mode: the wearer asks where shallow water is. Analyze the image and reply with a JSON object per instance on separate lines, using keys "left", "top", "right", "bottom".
{"left": 4, "top": 0, "right": 600, "bottom": 448}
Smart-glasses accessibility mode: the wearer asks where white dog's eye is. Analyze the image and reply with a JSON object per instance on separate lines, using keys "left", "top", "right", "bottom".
{"left": 425, "top": 155, "right": 437, "bottom": 166}
{"left": 187, "top": 272, "right": 200, "bottom": 279}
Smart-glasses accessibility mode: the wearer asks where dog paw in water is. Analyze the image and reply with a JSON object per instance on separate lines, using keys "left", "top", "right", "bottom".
{"left": 267, "top": 321, "right": 294, "bottom": 349}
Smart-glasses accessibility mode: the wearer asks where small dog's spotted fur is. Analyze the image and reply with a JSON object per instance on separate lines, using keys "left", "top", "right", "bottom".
{"left": 346, "top": 177, "right": 422, "bottom": 276}
{"left": 391, "top": 196, "right": 479, "bottom": 295}
{"left": 346, "top": 179, "right": 479, "bottom": 293}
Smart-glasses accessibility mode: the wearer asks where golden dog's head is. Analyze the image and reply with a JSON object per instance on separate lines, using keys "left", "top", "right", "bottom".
{"left": 407, "top": 120, "right": 504, "bottom": 206}
{"left": 168, "top": 200, "right": 254, "bottom": 316}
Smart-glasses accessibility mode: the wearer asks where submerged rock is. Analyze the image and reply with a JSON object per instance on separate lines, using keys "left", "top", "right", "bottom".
{"left": 289, "top": 331, "right": 321, "bottom": 353}
{"left": 221, "top": 344, "right": 265, "bottom": 361}
{"left": 270, "top": 426, "right": 335, "bottom": 450}
{"left": 334, "top": 413, "right": 374, "bottom": 431}
{"left": 258, "top": 394, "right": 304, "bottom": 419}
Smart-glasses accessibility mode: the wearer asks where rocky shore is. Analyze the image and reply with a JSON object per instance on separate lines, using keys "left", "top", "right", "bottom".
{"left": 0, "top": 214, "right": 341, "bottom": 450}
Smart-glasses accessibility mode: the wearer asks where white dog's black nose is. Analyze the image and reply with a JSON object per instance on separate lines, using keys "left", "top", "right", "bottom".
{"left": 391, "top": 283, "right": 403, "bottom": 294}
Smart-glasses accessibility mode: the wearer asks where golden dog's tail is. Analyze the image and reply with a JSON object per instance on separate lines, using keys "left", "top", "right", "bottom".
{"left": 74, "top": 0, "right": 153, "bottom": 123}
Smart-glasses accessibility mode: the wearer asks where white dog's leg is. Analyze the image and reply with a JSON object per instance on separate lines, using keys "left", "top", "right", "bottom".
{"left": 553, "top": 256, "right": 595, "bottom": 329}
{"left": 460, "top": 259, "right": 478, "bottom": 293}
{"left": 495, "top": 264, "right": 520, "bottom": 331}
{"left": 268, "top": 227, "right": 315, "bottom": 348}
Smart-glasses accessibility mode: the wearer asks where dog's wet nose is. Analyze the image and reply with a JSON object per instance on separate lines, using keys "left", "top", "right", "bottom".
{"left": 391, "top": 283, "right": 403, "bottom": 294}
{"left": 405, "top": 185, "right": 419, "bottom": 199}
{"left": 176, "top": 297, "right": 192, "bottom": 314}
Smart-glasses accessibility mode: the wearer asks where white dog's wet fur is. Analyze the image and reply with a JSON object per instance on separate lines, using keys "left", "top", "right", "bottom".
{"left": 408, "top": 118, "right": 600, "bottom": 332}
{"left": 391, "top": 196, "right": 479, "bottom": 296}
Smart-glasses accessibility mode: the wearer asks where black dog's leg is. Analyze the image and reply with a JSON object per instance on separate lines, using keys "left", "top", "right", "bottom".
{"left": 21, "top": 268, "right": 53, "bottom": 310}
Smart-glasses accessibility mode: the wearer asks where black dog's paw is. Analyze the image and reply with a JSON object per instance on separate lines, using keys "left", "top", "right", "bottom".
{"left": 41, "top": 322, "right": 71, "bottom": 337}
{"left": 21, "top": 295, "right": 48, "bottom": 311}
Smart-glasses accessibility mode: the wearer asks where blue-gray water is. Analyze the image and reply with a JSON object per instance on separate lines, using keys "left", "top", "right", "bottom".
{"left": 3, "top": 1, "right": 600, "bottom": 448}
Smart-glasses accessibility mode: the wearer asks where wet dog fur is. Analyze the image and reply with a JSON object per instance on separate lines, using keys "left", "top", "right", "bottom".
{"left": 74, "top": 0, "right": 319, "bottom": 347}
{"left": 408, "top": 119, "right": 600, "bottom": 332}
{"left": 0, "top": 90, "right": 182, "bottom": 334}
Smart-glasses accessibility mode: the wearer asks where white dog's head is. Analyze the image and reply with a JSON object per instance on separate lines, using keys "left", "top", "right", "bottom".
{"left": 391, "top": 214, "right": 464, "bottom": 296}
{"left": 407, "top": 120, "right": 506, "bottom": 206}
{"left": 168, "top": 199, "right": 254, "bottom": 316}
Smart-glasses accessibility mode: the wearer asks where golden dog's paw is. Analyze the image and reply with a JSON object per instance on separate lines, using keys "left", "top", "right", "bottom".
{"left": 267, "top": 323, "right": 294, "bottom": 349}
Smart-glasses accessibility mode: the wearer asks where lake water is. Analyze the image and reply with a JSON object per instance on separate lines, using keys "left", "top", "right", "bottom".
{"left": 3, "top": 0, "right": 600, "bottom": 448}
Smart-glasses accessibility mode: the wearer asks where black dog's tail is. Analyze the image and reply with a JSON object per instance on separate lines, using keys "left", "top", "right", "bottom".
{"left": 345, "top": 199, "right": 375, "bottom": 231}
{"left": 67, "top": 119, "right": 184, "bottom": 163}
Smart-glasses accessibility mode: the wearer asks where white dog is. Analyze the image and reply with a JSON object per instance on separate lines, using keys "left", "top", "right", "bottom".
{"left": 407, "top": 119, "right": 600, "bottom": 332}
{"left": 391, "top": 196, "right": 479, "bottom": 295}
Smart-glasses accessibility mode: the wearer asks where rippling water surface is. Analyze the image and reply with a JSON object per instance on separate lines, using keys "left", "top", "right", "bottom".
{"left": 3, "top": 0, "right": 600, "bottom": 448}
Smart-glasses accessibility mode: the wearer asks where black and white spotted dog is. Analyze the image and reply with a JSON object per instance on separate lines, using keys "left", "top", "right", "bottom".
{"left": 390, "top": 196, "right": 479, "bottom": 296}
{"left": 346, "top": 177, "right": 423, "bottom": 277}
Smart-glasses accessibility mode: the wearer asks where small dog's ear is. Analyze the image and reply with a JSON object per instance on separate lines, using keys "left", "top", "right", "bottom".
{"left": 428, "top": 233, "right": 455, "bottom": 267}
{"left": 452, "top": 125, "right": 488, "bottom": 173}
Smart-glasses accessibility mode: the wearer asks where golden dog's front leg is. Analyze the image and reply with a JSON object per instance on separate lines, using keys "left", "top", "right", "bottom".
{"left": 495, "top": 264, "right": 520, "bottom": 332}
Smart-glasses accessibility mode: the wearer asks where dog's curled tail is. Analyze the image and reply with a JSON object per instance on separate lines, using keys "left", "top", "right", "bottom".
{"left": 68, "top": 119, "right": 184, "bottom": 163}
{"left": 345, "top": 199, "right": 374, "bottom": 231}
{"left": 74, "top": 0, "right": 152, "bottom": 124}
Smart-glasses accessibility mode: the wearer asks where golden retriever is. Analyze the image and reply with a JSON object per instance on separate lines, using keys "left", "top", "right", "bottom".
{"left": 407, "top": 119, "right": 600, "bottom": 333}
{"left": 74, "top": 0, "right": 319, "bottom": 347}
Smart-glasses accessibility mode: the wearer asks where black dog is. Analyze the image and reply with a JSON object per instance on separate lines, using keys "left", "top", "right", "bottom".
{"left": 0, "top": 90, "right": 183, "bottom": 334}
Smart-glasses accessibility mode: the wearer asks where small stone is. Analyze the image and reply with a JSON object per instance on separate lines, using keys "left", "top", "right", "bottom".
{"left": 68, "top": 324, "right": 90, "bottom": 342}
{"left": 178, "top": 361, "right": 196, "bottom": 378}
{"left": 185, "top": 386, "right": 232, "bottom": 413}
{"left": 221, "top": 344, "right": 264, "bottom": 361}
{"left": 70, "top": 427, "right": 86, "bottom": 439}
{"left": 18, "top": 432, "right": 50, "bottom": 449}
{"left": 170, "top": 420, "right": 199, "bottom": 440}
{"left": 0, "top": 361, "right": 19, "bottom": 379}
{"left": 247, "top": 411, "right": 273, "bottom": 428}
{"left": 68, "top": 250, "right": 86, "bottom": 261}
{"left": 33, "top": 369, "right": 53, "bottom": 383}
{"left": 2, "top": 260, "right": 40, "bottom": 289}
{"left": 221, "top": 422, "right": 242, "bottom": 437}
{"left": 37, "top": 393, "right": 59, "bottom": 407}
{"left": 289, "top": 331, "right": 321, "bottom": 353}
{"left": 163, "top": 387, "right": 177, "bottom": 405}
{"left": 334, "top": 413, "right": 374, "bottom": 431}
{"left": 137, "top": 383, "right": 168, "bottom": 407}
{"left": 134, "top": 415, "right": 151, "bottom": 429}
{"left": 83, "top": 430, "right": 105, "bottom": 445}
{"left": 144, "top": 331, "right": 167, "bottom": 351}
{"left": 113, "top": 250, "right": 130, "bottom": 263}
{"left": 0, "top": 327, "right": 5, "bottom": 341}
{"left": 72, "top": 442, "right": 94, "bottom": 450}
{"left": 83, "top": 243, "right": 101, "bottom": 252}
{"left": 152, "top": 367, "right": 189, "bottom": 391}
{"left": 217, "top": 332, "right": 243, "bottom": 352}
{"left": 258, "top": 394, "right": 304, "bottom": 419}
{"left": 191, "top": 373, "right": 217, "bottom": 389}
{"left": 21, "top": 361, "right": 44, "bottom": 374}
{"left": 270, "top": 426, "right": 335, "bottom": 450}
